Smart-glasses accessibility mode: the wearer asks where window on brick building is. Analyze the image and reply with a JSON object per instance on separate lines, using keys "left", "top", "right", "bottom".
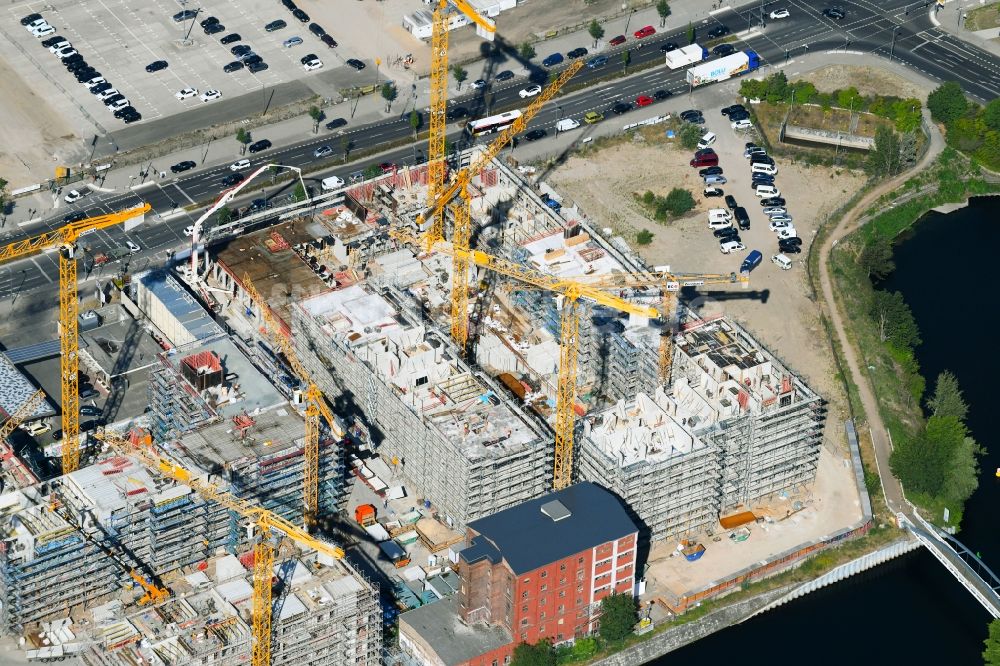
{"left": 559, "top": 590, "right": 566, "bottom": 598}
{"left": 521, "top": 591, "right": 528, "bottom": 599}
{"left": 540, "top": 570, "right": 547, "bottom": 578}
{"left": 540, "top": 597, "right": 546, "bottom": 606}
{"left": 492, "top": 660, "right": 498, "bottom": 666}
{"left": 521, "top": 618, "right": 529, "bottom": 627}
{"left": 578, "top": 556, "right": 584, "bottom": 564}
{"left": 505, "top": 658, "right": 511, "bottom": 665}
{"left": 522, "top": 605, "right": 528, "bottom": 613}
{"left": 560, "top": 563, "right": 566, "bottom": 571}
{"left": 559, "top": 577, "right": 566, "bottom": 585}
{"left": 540, "top": 611, "right": 546, "bottom": 620}
{"left": 520, "top": 633, "right": 527, "bottom": 642}
{"left": 540, "top": 584, "right": 547, "bottom": 592}
{"left": 558, "top": 604, "right": 565, "bottom": 613}
{"left": 557, "top": 633, "right": 564, "bottom": 641}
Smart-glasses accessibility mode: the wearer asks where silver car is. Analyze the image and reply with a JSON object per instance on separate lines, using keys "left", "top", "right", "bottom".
{"left": 762, "top": 206, "right": 787, "bottom": 216}
{"left": 703, "top": 175, "right": 728, "bottom": 185}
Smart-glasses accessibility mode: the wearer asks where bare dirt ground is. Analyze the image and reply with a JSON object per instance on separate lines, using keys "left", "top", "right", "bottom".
{"left": 0, "top": 59, "right": 81, "bottom": 188}
{"left": 548, "top": 125, "right": 867, "bottom": 443}
{"left": 319, "top": 0, "right": 646, "bottom": 80}
{"left": 793, "top": 64, "right": 927, "bottom": 100}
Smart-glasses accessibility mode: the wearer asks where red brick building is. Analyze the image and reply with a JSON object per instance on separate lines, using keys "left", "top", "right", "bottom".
{"left": 399, "top": 482, "right": 639, "bottom": 666}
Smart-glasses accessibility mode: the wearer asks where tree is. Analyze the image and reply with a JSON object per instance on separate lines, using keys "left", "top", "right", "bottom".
{"left": 519, "top": 42, "right": 536, "bottom": 60}
{"left": 686, "top": 21, "right": 695, "bottom": 45}
{"left": 927, "top": 371, "right": 967, "bottom": 422}
{"left": 308, "top": 106, "right": 323, "bottom": 134}
{"left": 236, "top": 128, "right": 251, "bottom": 155}
{"left": 588, "top": 19, "right": 604, "bottom": 48}
{"left": 927, "top": 81, "right": 968, "bottom": 124}
{"left": 739, "top": 78, "right": 768, "bottom": 101}
{"left": 510, "top": 639, "right": 555, "bottom": 666}
{"left": 663, "top": 187, "right": 695, "bottom": 216}
{"left": 363, "top": 164, "right": 382, "bottom": 180}
{"left": 679, "top": 122, "right": 702, "bottom": 150}
{"left": 636, "top": 229, "right": 654, "bottom": 245}
{"left": 890, "top": 415, "right": 967, "bottom": 496}
{"left": 621, "top": 49, "right": 631, "bottom": 74}
{"left": 984, "top": 619, "right": 1000, "bottom": 665}
{"left": 451, "top": 65, "right": 468, "bottom": 91}
{"left": 859, "top": 236, "right": 895, "bottom": 280}
{"left": 380, "top": 82, "right": 398, "bottom": 112}
{"left": 656, "top": 0, "right": 672, "bottom": 27}
{"left": 340, "top": 136, "right": 352, "bottom": 163}
{"left": 984, "top": 98, "right": 1000, "bottom": 131}
{"left": 942, "top": 435, "right": 982, "bottom": 506}
{"left": 269, "top": 164, "right": 280, "bottom": 185}
{"left": 836, "top": 86, "right": 862, "bottom": 110}
{"left": 792, "top": 82, "right": 817, "bottom": 105}
{"left": 598, "top": 593, "right": 637, "bottom": 643}
{"left": 409, "top": 110, "right": 421, "bottom": 137}
{"left": 869, "top": 290, "right": 920, "bottom": 349}
{"left": 216, "top": 206, "right": 232, "bottom": 225}
{"left": 866, "top": 125, "right": 902, "bottom": 176}
{"left": 0, "top": 177, "right": 8, "bottom": 220}
{"left": 291, "top": 181, "right": 307, "bottom": 202}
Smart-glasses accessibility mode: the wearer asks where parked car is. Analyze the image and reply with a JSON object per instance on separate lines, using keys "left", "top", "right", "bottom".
{"left": 634, "top": 25, "right": 656, "bottom": 39}
{"left": 221, "top": 33, "right": 241, "bottom": 44}
{"left": 722, "top": 104, "right": 747, "bottom": 117}
{"left": 80, "top": 405, "right": 101, "bottom": 416}
{"left": 567, "top": 47, "right": 589, "bottom": 59}
{"left": 609, "top": 35, "right": 627, "bottom": 46}
{"left": 734, "top": 206, "right": 750, "bottom": 230}
{"left": 778, "top": 239, "right": 802, "bottom": 254}
{"left": 496, "top": 70, "right": 514, "bottom": 81}
{"left": 172, "top": 9, "right": 197, "bottom": 22}
{"left": 145, "top": 60, "right": 168, "bottom": 73}
{"left": 171, "top": 160, "right": 196, "bottom": 173}
{"left": 283, "top": 36, "right": 303, "bottom": 47}
{"left": 175, "top": 87, "right": 198, "bottom": 100}
{"left": 265, "top": 19, "right": 287, "bottom": 32}
{"left": 740, "top": 250, "right": 763, "bottom": 273}
{"left": 699, "top": 166, "right": 723, "bottom": 177}
{"left": 292, "top": 8, "right": 310, "bottom": 22}
{"left": 611, "top": 101, "right": 632, "bottom": 115}
{"left": 704, "top": 186, "right": 724, "bottom": 198}
{"left": 345, "top": 58, "right": 366, "bottom": 70}
{"left": 714, "top": 226, "right": 739, "bottom": 239}
{"left": 732, "top": 118, "right": 753, "bottom": 130}
{"left": 523, "top": 129, "right": 547, "bottom": 142}
{"left": 762, "top": 206, "right": 787, "bottom": 216}
{"left": 200, "top": 89, "right": 222, "bottom": 102}
{"left": 704, "top": 175, "right": 727, "bottom": 185}
{"left": 204, "top": 23, "right": 225, "bottom": 35}
{"left": 725, "top": 195, "right": 738, "bottom": 210}
{"left": 760, "top": 196, "right": 786, "bottom": 207}
{"left": 308, "top": 22, "right": 325, "bottom": 37}
{"left": 635, "top": 95, "right": 653, "bottom": 107}
{"left": 223, "top": 61, "right": 244, "bottom": 72}
{"left": 542, "top": 52, "right": 564, "bottom": 67}
{"left": 325, "top": 117, "right": 347, "bottom": 130}
{"left": 584, "top": 111, "right": 604, "bottom": 123}
{"left": 248, "top": 139, "right": 272, "bottom": 153}
{"left": 720, "top": 239, "right": 746, "bottom": 254}
{"left": 713, "top": 43, "right": 735, "bottom": 57}
{"left": 320, "top": 34, "right": 338, "bottom": 48}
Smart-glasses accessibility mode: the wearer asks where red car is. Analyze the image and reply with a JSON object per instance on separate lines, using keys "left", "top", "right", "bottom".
{"left": 635, "top": 95, "right": 653, "bottom": 107}
{"left": 634, "top": 25, "right": 656, "bottom": 39}
{"left": 609, "top": 34, "right": 626, "bottom": 46}
{"left": 379, "top": 162, "right": 397, "bottom": 173}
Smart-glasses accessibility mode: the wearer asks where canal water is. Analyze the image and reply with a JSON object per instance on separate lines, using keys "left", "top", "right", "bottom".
{"left": 655, "top": 196, "right": 1000, "bottom": 665}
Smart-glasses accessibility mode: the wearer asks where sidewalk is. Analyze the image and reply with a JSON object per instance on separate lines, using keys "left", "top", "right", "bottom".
{"left": 930, "top": 0, "right": 1000, "bottom": 58}
{"left": 4, "top": 0, "right": 744, "bottom": 229}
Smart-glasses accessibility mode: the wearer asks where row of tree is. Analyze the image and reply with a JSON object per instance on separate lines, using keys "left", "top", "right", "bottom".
{"left": 927, "top": 80, "right": 1000, "bottom": 169}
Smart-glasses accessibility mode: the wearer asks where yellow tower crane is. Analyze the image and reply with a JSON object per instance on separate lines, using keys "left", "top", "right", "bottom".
{"left": 571, "top": 269, "right": 750, "bottom": 382}
{"left": 426, "top": 0, "right": 495, "bottom": 249}
{"left": 424, "top": 60, "right": 585, "bottom": 350}
{"left": 0, "top": 204, "right": 150, "bottom": 473}
{"left": 240, "top": 273, "right": 338, "bottom": 530}
{"left": 0, "top": 389, "right": 47, "bottom": 442}
{"left": 391, "top": 229, "right": 659, "bottom": 490}
{"left": 94, "top": 429, "right": 345, "bottom": 666}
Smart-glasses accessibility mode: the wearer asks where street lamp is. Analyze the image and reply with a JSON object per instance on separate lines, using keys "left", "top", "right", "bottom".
{"left": 889, "top": 25, "right": 900, "bottom": 62}
{"left": 624, "top": 8, "right": 637, "bottom": 37}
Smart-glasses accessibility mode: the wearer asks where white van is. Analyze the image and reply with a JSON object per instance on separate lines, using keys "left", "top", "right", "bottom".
{"left": 321, "top": 176, "right": 345, "bottom": 191}
{"left": 772, "top": 254, "right": 792, "bottom": 270}
{"left": 556, "top": 118, "right": 581, "bottom": 132}
{"left": 22, "top": 421, "right": 51, "bottom": 436}
{"left": 708, "top": 208, "right": 732, "bottom": 221}
{"left": 697, "top": 132, "right": 717, "bottom": 150}
{"left": 708, "top": 217, "right": 732, "bottom": 231}
{"left": 755, "top": 184, "right": 780, "bottom": 198}
{"left": 751, "top": 162, "right": 777, "bottom": 176}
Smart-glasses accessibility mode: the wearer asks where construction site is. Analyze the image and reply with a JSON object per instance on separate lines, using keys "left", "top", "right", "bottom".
{"left": 0, "top": 6, "right": 869, "bottom": 664}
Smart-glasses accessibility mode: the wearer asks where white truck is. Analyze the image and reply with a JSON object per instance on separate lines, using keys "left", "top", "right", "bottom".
{"left": 686, "top": 50, "right": 761, "bottom": 87}
{"left": 664, "top": 44, "right": 707, "bottom": 69}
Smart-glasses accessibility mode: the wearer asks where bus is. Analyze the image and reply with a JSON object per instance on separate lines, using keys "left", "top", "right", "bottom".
{"left": 465, "top": 110, "right": 522, "bottom": 138}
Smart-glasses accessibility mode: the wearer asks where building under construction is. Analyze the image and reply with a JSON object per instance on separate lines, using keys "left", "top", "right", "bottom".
{"left": 577, "top": 316, "right": 826, "bottom": 542}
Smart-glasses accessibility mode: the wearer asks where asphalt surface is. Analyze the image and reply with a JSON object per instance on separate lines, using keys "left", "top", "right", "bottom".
{"left": 2, "top": 0, "right": 998, "bottom": 307}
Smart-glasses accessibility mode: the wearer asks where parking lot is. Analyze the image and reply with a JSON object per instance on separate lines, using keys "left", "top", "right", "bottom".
{"left": 2, "top": 0, "right": 370, "bottom": 132}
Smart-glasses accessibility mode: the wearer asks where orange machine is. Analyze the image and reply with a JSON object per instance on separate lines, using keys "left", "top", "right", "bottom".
{"left": 355, "top": 504, "right": 377, "bottom": 527}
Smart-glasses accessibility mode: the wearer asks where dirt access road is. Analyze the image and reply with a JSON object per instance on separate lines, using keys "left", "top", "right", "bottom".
{"left": 816, "top": 108, "right": 945, "bottom": 517}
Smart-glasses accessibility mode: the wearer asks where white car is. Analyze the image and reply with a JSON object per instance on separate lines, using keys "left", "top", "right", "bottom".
{"left": 229, "top": 159, "right": 251, "bottom": 171}
{"left": 769, "top": 8, "right": 790, "bottom": 19}
{"left": 55, "top": 48, "right": 78, "bottom": 59}
{"left": 321, "top": 175, "right": 345, "bottom": 190}
{"left": 183, "top": 225, "right": 196, "bottom": 237}
{"left": 175, "top": 87, "right": 198, "bottom": 100}
{"left": 708, "top": 218, "right": 732, "bottom": 231}
{"left": 25, "top": 18, "right": 48, "bottom": 31}
{"left": 303, "top": 58, "right": 323, "bottom": 72}
{"left": 769, "top": 214, "right": 793, "bottom": 225}
{"left": 200, "top": 90, "right": 222, "bottom": 102}
{"left": 519, "top": 85, "right": 542, "bottom": 99}
{"left": 32, "top": 24, "right": 55, "bottom": 37}
{"left": 63, "top": 189, "right": 86, "bottom": 204}
{"left": 82, "top": 76, "right": 105, "bottom": 88}
{"left": 772, "top": 253, "right": 792, "bottom": 270}
{"left": 769, "top": 219, "right": 792, "bottom": 231}
{"left": 775, "top": 227, "right": 797, "bottom": 240}
{"left": 125, "top": 241, "right": 141, "bottom": 253}
{"left": 97, "top": 88, "right": 120, "bottom": 101}
{"left": 48, "top": 41, "right": 70, "bottom": 53}
{"left": 732, "top": 118, "right": 753, "bottom": 130}
{"left": 720, "top": 240, "right": 746, "bottom": 254}
{"left": 109, "top": 98, "right": 130, "bottom": 112}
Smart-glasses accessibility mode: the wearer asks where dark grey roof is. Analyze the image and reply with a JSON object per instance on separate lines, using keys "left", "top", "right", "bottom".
{"left": 399, "top": 596, "right": 511, "bottom": 666}
{"left": 463, "top": 482, "right": 637, "bottom": 575}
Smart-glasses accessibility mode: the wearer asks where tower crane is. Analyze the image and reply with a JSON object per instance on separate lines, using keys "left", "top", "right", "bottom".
{"left": 0, "top": 203, "right": 151, "bottom": 473}
{"left": 425, "top": 60, "right": 585, "bottom": 350}
{"left": 570, "top": 269, "right": 750, "bottom": 382}
{"left": 187, "top": 164, "right": 308, "bottom": 283}
{"left": 241, "top": 273, "right": 339, "bottom": 529}
{"left": 426, "top": 0, "right": 495, "bottom": 251}
{"left": 0, "top": 389, "right": 47, "bottom": 442}
{"left": 94, "top": 428, "right": 345, "bottom": 666}
{"left": 391, "top": 229, "right": 658, "bottom": 490}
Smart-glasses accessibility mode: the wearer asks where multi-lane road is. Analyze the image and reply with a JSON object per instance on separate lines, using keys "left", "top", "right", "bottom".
{"left": 1, "top": 0, "right": 998, "bottom": 307}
